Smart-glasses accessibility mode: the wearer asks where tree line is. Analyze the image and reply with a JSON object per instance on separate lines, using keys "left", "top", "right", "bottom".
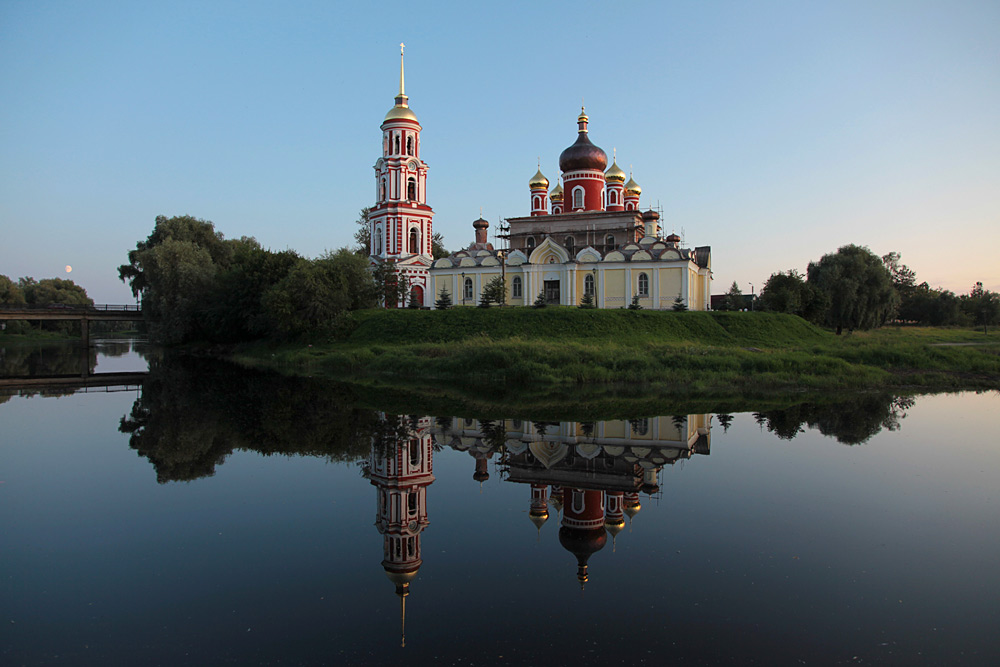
{"left": 0, "top": 274, "right": 94, "bottom": 335}
{"left": 118, "top": 213, "right": 427, "bottom": 344}
{"left": 719, "top": 244, "right": 998, "bottom": 334}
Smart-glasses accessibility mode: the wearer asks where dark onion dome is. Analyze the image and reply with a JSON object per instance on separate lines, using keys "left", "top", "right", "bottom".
{"left": 666, "top": 232, "right": 681, "bottom": 243}
{"left": 559, "top": 526, "right": 607, "bottom": 586}
{"left": 559, "top": 108, "right": 608, "bottom": 172}
{"left": 473, "top": 217, "right": 489, "bottom": 230}
{"left": 529, "top": 168, "right": 549, "bottom": 189}
{"left": 642, "top": 209, "right": 660, "bottom": 222}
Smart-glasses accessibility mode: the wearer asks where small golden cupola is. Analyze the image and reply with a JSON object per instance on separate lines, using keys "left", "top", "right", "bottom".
{"left": 605, "top": 151, "right": 627, "bottom": 212}
{"left": 623, "top": 171, "right": 642, "bottom": 211}
{"left": 529, "top": 164, "right": 550, "bottom": 217}
{"left": 605, "top": 158, "right": 627, "bottom": 184}
{"left": 548, "top": 180, "right": 564, "bottom": 214}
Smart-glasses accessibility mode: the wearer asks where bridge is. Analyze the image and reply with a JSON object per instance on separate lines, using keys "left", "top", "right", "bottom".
{"left": 0, "top": 304, "right": 143, "bottom": 346}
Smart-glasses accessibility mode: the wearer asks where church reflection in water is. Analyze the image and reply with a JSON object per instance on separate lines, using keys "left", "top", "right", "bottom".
{"left": 369, "top": 413, "right": 711, "bottom": 645}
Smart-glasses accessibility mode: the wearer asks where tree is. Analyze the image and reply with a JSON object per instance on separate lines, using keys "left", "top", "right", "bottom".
{"left": 431, "top": 232, "right": 449, "bottom": 260}
{"left": 371, "top": 260, "right": 408, "bottom": 308}
{"left": 532, "top": 291, "right": 547, "bottom": 308}
{"left": 0, "top": 274, "right": 26, "bottom": 305}
{"left": 20, "top": 277, "right": 92, "bottom": 307}
{"left": 961, "top": 282, "right": 1000, "bottom": 334}
{"left": 480, "top": 276, "right": 506, "bottom": 307}
{"left": 262, "top": 249, "right": 377, "bottom": 337}
{"left": 407, "top": 288, "right": 422, "bottom": 309}
{"left": 579, "top": 290, "right": 596, "bottom": 309}
{"left": 671, "top": 294, "right": 688, "bottom": 311}
{"left": 758, "top": 270, "right": 819, "bottom": 317}
{"left": 435, "top": 287, "right": 452, "bottom": 310}
{"left": 628, "top": 294, "right": 642, "bottom": 310}
{"left": 807, "top": 244, "right": 899, "bottom": 335}
{"left": 353, "top": 207, "right": 372, "bottom": 256}
{"left": 724, "top": 281, "right": 744, "bottom": 311}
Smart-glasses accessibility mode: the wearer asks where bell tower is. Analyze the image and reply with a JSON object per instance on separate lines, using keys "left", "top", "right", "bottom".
{"left": 370, "top": 44, "right": 435, "bottom": 306}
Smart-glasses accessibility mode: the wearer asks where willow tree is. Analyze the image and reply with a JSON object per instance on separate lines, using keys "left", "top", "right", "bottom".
{"left": 807, "top": 244, "right": 898, "bottom": 335}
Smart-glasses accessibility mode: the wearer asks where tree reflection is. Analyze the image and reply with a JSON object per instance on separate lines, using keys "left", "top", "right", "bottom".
{"left": 120, "top": 355, "right": 384, "bottom": 483}
{"left": 752, "top": 394, "right": 915, "bottom": 445}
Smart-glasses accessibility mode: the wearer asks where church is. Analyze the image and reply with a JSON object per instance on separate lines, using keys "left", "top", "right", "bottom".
{"left": 368, "top": 48, "right": 712, "bottom": 309}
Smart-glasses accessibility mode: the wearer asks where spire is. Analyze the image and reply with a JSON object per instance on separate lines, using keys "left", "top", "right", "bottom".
{"left": 394, "top": 42, "right": 409, "bottom": 109}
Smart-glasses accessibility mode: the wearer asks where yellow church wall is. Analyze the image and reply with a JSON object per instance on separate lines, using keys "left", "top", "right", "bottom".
{"left": 658, "top": 269, "right": 682, "bottom": 303}
{"left": 574, "top": 269, "right": 597, "bottom": 305}
{"left": 603, "top": 421, "right": 627, "bottom": 439}
{"left": 603, "top": 269, "right": 625, "bottom": 303}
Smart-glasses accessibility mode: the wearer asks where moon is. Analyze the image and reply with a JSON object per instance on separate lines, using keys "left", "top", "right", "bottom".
{"left": 65, "top": 265, "right": 72, "bottom": 273}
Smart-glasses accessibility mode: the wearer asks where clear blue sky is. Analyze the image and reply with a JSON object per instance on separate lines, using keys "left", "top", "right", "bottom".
{"left": 2, "top": 0, "right": 998, "bottom": 302}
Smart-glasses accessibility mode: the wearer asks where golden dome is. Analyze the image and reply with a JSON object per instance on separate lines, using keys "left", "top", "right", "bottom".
{"left": 529, "top": 510, "right": 549, "bottom": 530}
{"left": 605, "top": 159, "right": 626, "bottom": 183}
{"left": 605, "top": 517, "right": 626, "bottom": 538}
{"left": 624, "top": 499, "right": 641, "bottom": 519}
{"left": 624, "top": 175, "right": 642, "bottom": 196}
{"left": 549, "top": 182, "right": 564, "bottom": 201}
{"left": 529, "top": 168, "right": 549, "bottom": 189}
{"left": 384, "top": 104, "right": 418, "bottom": 122}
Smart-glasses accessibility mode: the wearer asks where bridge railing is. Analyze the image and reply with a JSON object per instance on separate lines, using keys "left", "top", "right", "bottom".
{"left": 0, "top": 303, "right": 141, "bottom": 312}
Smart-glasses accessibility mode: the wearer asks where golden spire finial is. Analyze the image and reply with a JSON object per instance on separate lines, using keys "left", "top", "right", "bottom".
{"left": 399, "top": 43, "right": 406, "bottom": 96}
{"left": 399, "top": 591, "right": 406, "bottom": 648}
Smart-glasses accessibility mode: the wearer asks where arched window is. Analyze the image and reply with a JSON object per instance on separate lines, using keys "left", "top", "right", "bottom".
{"left": 552, "top": 204, "right": 562, "bottom": 215}
{"left": 463, "top": 277, "right": 473, "bottom": 301}
{"left": 406, "top": 136, "right": 413, "bottom": 155}
{"left": 625, "top": 201, "right": 634, "bottom": 211}
{"left": 512, "top": 276, "right": 522, "bottom": 298}
{"left": 526, "top": 236, "right": 536, "bottom": 251}
{"left": 407, "top": 177, "right": 417, "bottom": 200}
{"left": 409, "top": 228, "right": 419, "bottom": 254}
{"left": 375, "top": 228, "right": 383, "bottom": 255}
{"left": 380, "top": 180, "right": 386, "bottom": 201}
{"left": 584, "top": 273, "right": 595, "bottom": 297}
{"left": 409, "top": 442, "right": 421, "bottom": 467}
{"left": 638, "top": 272, "right": 649, "bottom": 296}
{"left": 608, "top": 190, "right": 618, "bottom": 205}
{"left": 564, "top": 236, "right": 574, "bottom": 254}
{"left": 407, "top": 492, "right": 418, "bottom": 515}
{"left": 533, "top": 195, "right": 541, "bottom": 209}
{"left": 572, "top": 187, "right": 584, "bottom": 209}
{"left": 605, "top": 234, "right": 616, "bottom": 251}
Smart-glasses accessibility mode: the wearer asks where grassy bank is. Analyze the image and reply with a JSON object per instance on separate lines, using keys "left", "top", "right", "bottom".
{"left": 232, "top": 308, "right": 1000, "bottom": 397}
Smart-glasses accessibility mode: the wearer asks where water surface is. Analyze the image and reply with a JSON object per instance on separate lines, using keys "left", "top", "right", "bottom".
{"left": 1, "top": 346, "right": 998, "bottom": 665}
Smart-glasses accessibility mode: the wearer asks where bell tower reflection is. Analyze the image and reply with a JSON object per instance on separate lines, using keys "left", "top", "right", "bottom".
{"left": 370, "top": 414, "right": 435, "bottom": 647}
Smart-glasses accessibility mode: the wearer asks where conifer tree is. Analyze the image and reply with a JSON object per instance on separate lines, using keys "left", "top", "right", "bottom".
{"left": 435, "top": 287, "right": 452, "bottom": 310}
{"left": 579, "top": 290, "right": 596, "bottom": 309}
{"left": 533, "top": 291, "right": 547, "bottom": 308}
{"left": 628, "top": 294, "right": 642, "bottom": 310}
{"left": 672, "top": 294, "right": 688, "bottom": 311}
{"left": 407, "top": 288, "right": 421, "bottom": 309}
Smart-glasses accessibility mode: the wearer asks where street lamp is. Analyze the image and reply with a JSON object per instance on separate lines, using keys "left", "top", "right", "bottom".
{"left": 749, "top": 283, "right": 754, "bottom": 311}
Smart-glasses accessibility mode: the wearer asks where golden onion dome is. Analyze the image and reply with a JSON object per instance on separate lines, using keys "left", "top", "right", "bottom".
{"left": 549, "top": 182, "right": 564, "bottom": 201}
{"left": 623, "top": 498, "right": 641, "bottom": 519}
{"left": 605, "top": 159, "right": 626, "bottom": 183}
{"left": 529, "top": 168, "right": 549, "bottom": 189}
{"left": 529, "top": 509, "right": 549, "bottom": 530}
{"left": 624, "top": 175, "right": 642, "bottom": 196}
{"left": 604, "top": 517, "right": 626, "bottom": 538}
{"left": 384, "top": 104, "right": 419, "bottom": 122}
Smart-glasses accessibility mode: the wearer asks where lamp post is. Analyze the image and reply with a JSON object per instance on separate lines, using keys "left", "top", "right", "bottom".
{"left": 749, "top": 283, "right": 754, "bottom": 311}
{"left": 461, "top": 272, "right": 466, "bottom": 306}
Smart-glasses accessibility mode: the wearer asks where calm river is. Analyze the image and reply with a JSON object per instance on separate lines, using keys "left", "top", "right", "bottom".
{"left": 2, "top": 341, "right": 998, "bottom": 665}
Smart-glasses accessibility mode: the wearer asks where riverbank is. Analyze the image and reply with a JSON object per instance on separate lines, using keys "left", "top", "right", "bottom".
{"left": 230, "top": 309, "right": 1000, "bottom": 397}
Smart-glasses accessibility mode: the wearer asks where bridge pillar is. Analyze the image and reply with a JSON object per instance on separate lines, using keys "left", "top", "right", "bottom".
{"left": 81, "top": 317, "right": 90, "bottom": 348}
